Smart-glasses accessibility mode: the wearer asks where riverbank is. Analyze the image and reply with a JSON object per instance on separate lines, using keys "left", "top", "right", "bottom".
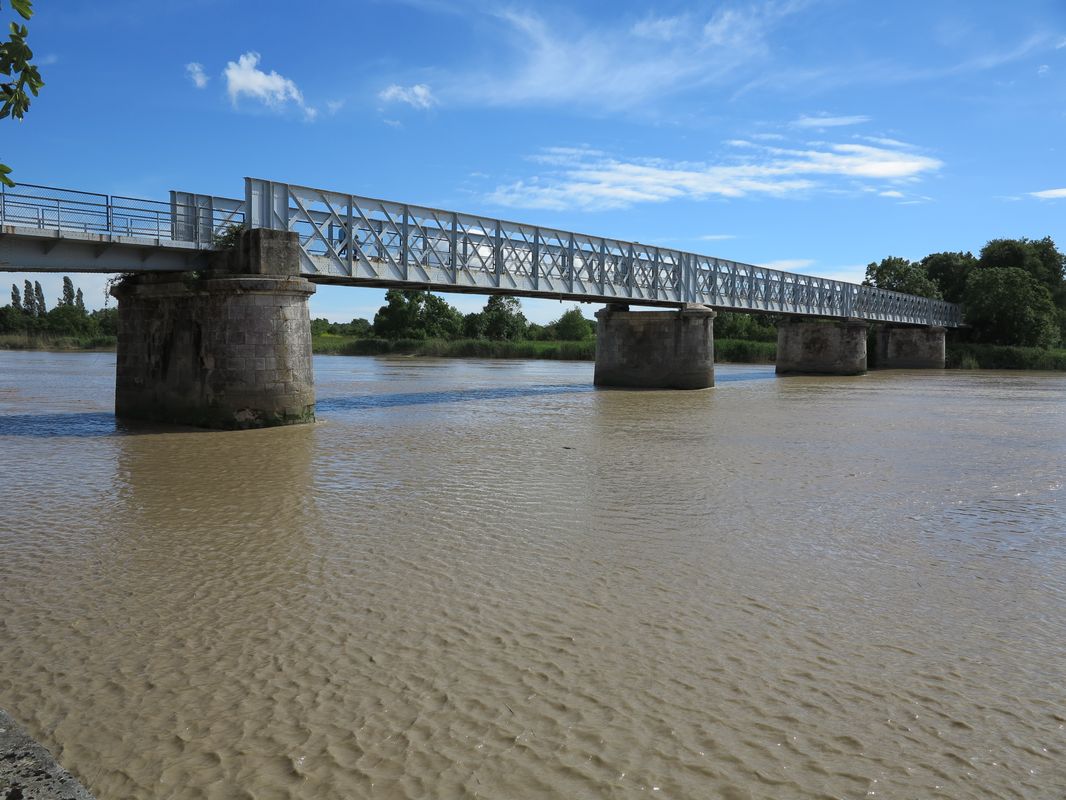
{"left": 3, "top": 332, "right": 1065, "bottom": 370}
{"left": 310, "top": 335, "right": 778, "bottom": 363}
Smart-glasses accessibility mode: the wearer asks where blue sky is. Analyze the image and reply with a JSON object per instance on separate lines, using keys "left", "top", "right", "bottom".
{"left": 6, "top": 0, "right": 1066, "bottom": 323}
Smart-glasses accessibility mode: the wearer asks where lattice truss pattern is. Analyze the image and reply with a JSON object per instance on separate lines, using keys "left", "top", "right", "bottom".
{"left": 244, "top": 179, "right": 961, "bottom": 327}
{"left": 0, "top": 180, "right": 959, "bottom": 327}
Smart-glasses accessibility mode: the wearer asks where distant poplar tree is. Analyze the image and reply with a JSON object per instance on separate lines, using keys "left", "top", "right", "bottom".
{"left": 22, "top": 279, "right": 34, "bottom": 315}
{"left": 10, "top": 282, "right": 20, "bottom": 311}
{"left": 61, "top": 276, "right": 75, "bottom": 306}
{"left": 75, "top": 288, "right": 85, "bottom": 312}
{"left": 33, "top": 280, "right": 45, "bottom": 315}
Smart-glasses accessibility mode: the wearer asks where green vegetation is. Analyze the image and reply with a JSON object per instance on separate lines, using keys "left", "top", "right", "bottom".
{"left": 313, "top": 335, "right": 595, "bottom": 360}
{"left": 1, "top": 0, "right": 43, "bottom": 185}
{"left": 946, "top": 343, "right": 1066, "bottom": 371}
{"left": 866, "top": 237, "right": 1066, "bottom": 352}
{"left": 0, "top": 276, "right": 118, "bottom": 348}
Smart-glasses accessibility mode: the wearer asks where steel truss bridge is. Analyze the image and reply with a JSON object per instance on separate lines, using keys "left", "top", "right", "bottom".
{"left": 0, "top": 179, "right": 962, "bottom": 327}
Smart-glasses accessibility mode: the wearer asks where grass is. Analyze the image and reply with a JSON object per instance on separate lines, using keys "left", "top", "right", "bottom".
{"left": 312, "top": 335, "right": 596, "bottom": 360}
{"left": 0, "top": 333, "right": 117, "bottom": 351}
{"left": 946, "top": 342, "right": 1066, "bottom": 370}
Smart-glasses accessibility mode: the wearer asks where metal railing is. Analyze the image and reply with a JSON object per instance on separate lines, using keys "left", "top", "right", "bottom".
{"left": 245, "top": 178, "right": 963, "bottom": 327}
{"left": 0, "top": 183, "right": 244, "bottom": 243}
{"left": 0, "top": 179, "right": 963, "bottom": 327}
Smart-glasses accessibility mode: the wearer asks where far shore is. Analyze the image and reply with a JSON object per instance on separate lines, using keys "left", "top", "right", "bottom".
{"left": 2, "top": 333, "right": 1065, "bottom": 370}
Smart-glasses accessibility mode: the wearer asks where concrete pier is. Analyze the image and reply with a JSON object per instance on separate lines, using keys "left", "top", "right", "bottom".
{"left": 873, "top": 325, "right": 946, "bottom": 369}
{"left": 594, "top": 304, "right": 716, "bottom": 389}
{"left": 776, "top": 318, "right": 868, "bottom": 376}
{"left": 0, "top": 709, "right": 95, "bottom": 799}
{"left": 112, "top": 230, "right": 316, "bottom": 429}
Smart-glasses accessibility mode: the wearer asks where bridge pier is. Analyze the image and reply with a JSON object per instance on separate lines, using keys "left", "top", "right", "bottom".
{"left": 112, "top": 230, "right": 316, "bottom": 429}
{"left": 776, "top": 318, "right": 868, "bottom": 375}
{"left": 873, "top": 325, "right": 946, "bottom": 369}
{"left": 594, "top": 304, "right": 716, "bottom": 389}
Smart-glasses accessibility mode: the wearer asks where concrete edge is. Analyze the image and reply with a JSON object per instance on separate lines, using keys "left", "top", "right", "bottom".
{"left": 0, "top": 709, "right": 96, "bottom": 800}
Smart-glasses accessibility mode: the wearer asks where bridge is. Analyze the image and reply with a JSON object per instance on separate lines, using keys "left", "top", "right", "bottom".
{"left": 0, "top": 179, "right": 960, "bottom": 429}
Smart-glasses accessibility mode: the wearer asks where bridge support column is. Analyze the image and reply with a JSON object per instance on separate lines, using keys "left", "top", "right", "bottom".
{"left": 111, "top": 230, "right": 316, "bottom": 429}
{"left": 776, "top": 318, "right": 868, "bottom": 375}
{"left": 594, "top": 304, "right": 716, "bottom": 389}
{"left": 873, "top": 325, "right": 946, "bottom": 369}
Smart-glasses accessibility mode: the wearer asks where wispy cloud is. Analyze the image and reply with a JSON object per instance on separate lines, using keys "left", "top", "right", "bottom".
{"left": 488, "top": 138, "right": 942, "bottom": 211}
{"left": 1037, "top": 64, "right": 1050, "bottom": 76}
{"left": 185, "top": 62, "right": 208, "bottom": 89}
{"left": 698, "top": 234, "right": 737, "bottom": 241}
{"left": 441, "top": 3, "right": 802, "bottom": 110}
{"left": 792, "top": 113, "right": 870, "bottom": 128}
{"left": 879, "top": 190, "right": 904, "bottom": 198}
{"left": 378, "top": 83, "right": 437, "bottom": 109}
{"left": 1031, "top": 188, "right": 1066, "bottom": 199}
{"left": 223, "top": 52, "right": 316, "bottom": 120}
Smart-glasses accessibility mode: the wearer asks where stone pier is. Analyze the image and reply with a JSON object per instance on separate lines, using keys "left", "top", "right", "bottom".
{"left": 873, "top": 325, "right": 946, "bottom": 369}
{"left": 594, "top": 304, "right": 716, "bottom": 389}
{"left": 776, "top": 318, "right": 868, "bottom": 376}
{"left": 112, "top": 229, "right": 316, "bottom": 429}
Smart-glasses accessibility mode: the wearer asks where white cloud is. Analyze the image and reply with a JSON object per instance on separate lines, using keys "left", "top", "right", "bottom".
{"left": 792, "top": 113, "right": 871, "bottom": 128}
{"left": 762, "top": 258, "right": 815, "bottom": 271}
{"left": 698, "top": 234, "right": 737, "bottom": 241}
{"left": 326, "top": 99, "right": 345, "bottom": 114}
{"left": 1057, "top": 37, "right": 1066, "bottom": 49}
{"left": 879, "top": 190, "right": 904, "bottom": 198}
{"left": 1038, "top": 64, "right": 1050, "bottom": 76}
{"left": 185, "top": 62, "right": 208, "bottom": 89}
{"left": 488, "top": 138, "right": 942, "bottom": 211}
{"left": 1031, "top": 188, "right": 1066, "bottom": 199}
{"left": 442, "top": 4, "right": 801, "bottom": 110}
{"left": 378, "top": 83, "right": 437, "bottom": 109}
{"left": 223, "top": 52, "right": 316, "bottom": 119}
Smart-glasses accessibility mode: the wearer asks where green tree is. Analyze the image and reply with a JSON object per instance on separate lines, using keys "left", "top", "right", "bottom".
{"left": 21, "top": 278, "right": 34, "bottom": 315}
{"left": 978, "top": 237, "right": 1065, "bottom": 293}
{"left": 10, "top": 282, "right": 21, "bottom": 311}
{"left": 33, "top": 279, "right": 44, "bottom": 314}
{"left": 552, "top": 306, "right": 593, "bottom": 340}
{"left": 462, "top": 311, "right": 486, "bottom": 339}
{"left": 963, "top": 267, "right": 1059, "bottom": 348}
{"left": 372, "top": 290, "right": 463, "bottom": 340}
{"left": 60, "top": 276, "right": 75, "bottom": 306}
{"left": 481, "top": 295, "right": 527, "bottom": 340}
{"left": 921, "top": 251, "right": 976, "bottom": 305}
{"left": 310, "top": 317, "right": 332, "bottom": 336}
{"left": 1, "top": 0, "right": 44, "bottom": 186}
{"left": 864, "top": 256, "right": 941, "bottom": 299}
{"left": 75, "top": 287, "right": 84, "bottom": 313}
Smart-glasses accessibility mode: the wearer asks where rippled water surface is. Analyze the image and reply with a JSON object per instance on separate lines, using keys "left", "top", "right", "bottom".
{"left": 2, "top": 351, "right": 1065, "bottom": 799}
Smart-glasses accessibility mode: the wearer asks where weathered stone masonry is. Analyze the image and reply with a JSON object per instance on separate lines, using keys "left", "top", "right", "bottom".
{"left": 112, "top": 230, "right": 316, "bottom": 429}
{"left": 594, "top": 304, "right": 716, "bottom": 389}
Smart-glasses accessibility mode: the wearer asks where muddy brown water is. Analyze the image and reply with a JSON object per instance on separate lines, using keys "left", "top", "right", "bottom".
{"left": 1, "top": 351, "right": 1064, "bottom": 799}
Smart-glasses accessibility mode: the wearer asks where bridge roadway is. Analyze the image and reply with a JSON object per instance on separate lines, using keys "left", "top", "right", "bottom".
{"left": 0, "top": 178, "right": 959, "bottom": 429}
{"left": 0, "top": 179, "right": 961, "bottom": 328}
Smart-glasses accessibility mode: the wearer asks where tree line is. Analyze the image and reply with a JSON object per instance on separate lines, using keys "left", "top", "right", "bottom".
{"left": 864, "top": 236, "right": 1066, "bottom": 349}
{"left": 0, "top": 277, "right": 118, "bottom": 338}
{"left": 311, "top": 290, "right": 596, "bottom": 342}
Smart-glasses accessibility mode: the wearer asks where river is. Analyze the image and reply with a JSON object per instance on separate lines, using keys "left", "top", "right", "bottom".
{"left": 1, "top": 350, "right": 1064, "bottom": 799}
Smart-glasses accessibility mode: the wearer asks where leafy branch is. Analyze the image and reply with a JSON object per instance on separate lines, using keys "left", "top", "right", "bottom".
{"left": 1, "top": 0, "right": 44, "bottom": 186}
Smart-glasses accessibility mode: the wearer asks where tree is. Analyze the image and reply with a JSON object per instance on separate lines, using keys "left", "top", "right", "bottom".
{"left": 963, "top": 267, "right": 1059, "bottom": 348}
{"left": 21, "top": 278, "right": 33, "bottom": 315}
{"left": 921, "top": 251, "right": 976, "bottom": 305}
{"left": 481, "top": 295, "right": 527, "bottom": 340}
{"left": 864, "top": 256, "right": 941, "bottom": 299}
{"left": 1, "top": 0, "right": 44, "bottom": 186}
{"left": 978, "top": 237, "right": 1065, "bottom": 293}
{"left": 33, "top": 279, "right": 44, "bottom": 314}
{"left": 75, "top": 288, "right": 85, "bottom": 313}
{"left": 552, "top": 306, "right": 593, "bottom": 340}
{"left": 372, "top": 289, "right": 463, "bottom": 340}
{"left": 60, "top": 276, "right": 75, "bottom": 306}
{"left": 10, "top": 282, "right": 20, "bottom": 311}
{"left": 462, "top": 311, "right": 486, "bottom": 339}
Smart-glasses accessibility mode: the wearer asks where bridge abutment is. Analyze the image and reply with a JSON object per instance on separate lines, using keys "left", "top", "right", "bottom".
{"left": 776, "top": 318, "right": 868, "bottom": 375}
{"left": 594, "top": 304, "right": 716, "bottom": 389}
{"left": 872, "top": 325, "right": 946, "bottom": 369}
{"left": 112, "top": 230, "right": 316, "bottom": 429}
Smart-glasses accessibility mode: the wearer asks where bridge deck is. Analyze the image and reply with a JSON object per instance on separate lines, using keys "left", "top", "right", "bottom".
{"left": 0, "top": 180, "right": 962, "bottom": 327}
